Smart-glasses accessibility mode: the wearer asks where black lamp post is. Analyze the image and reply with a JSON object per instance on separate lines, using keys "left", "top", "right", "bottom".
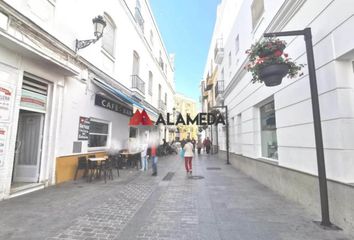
{"left": 76, "top": 15, "right": 106, "bottom": 52}
{"left": 212, "top": 105, "right": 230, "bottom": 165}
{"left": 263, "top": 28, "right": 336, "bottom": 229}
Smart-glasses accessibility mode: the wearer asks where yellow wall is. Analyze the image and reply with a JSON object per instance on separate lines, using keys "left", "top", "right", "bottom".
{"left": 55, "top": 152, "right": 106, "bottom": 184}
{"left": 174, "top": 93, "right": 198, "bottom": 140}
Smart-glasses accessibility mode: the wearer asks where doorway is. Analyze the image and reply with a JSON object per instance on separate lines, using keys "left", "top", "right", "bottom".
{"left": 12, "top": 110, "right": 45, "bottom": 184}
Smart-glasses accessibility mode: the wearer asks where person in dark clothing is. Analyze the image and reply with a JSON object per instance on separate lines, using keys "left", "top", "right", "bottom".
{"left": 150, "top": 144, "right": 158, "bottom": 176}
{"left": 203, "top": 137, "right": 212, "bottom": 154}
{"left": 180, "top": 139, "right": 186, "bottom": 148}
{"left": 191, "top": 138, "right": 196, "bottom": 152}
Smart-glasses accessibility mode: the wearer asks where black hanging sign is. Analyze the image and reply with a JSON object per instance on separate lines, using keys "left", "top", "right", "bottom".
{"left": 94, "top": 94, "right": 133, "bottom": 117}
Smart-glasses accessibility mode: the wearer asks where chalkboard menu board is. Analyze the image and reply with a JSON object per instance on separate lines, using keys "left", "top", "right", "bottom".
{"left": 78, "top": 116, "right": 90, "bottom": 140}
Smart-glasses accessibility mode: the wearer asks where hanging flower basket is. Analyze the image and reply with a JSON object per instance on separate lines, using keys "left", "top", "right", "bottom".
{"left": 259, "top": 63, "right": 289, "bottom": 86}
{"left": 245, "top": 38, "right": 304, "bottom": 87}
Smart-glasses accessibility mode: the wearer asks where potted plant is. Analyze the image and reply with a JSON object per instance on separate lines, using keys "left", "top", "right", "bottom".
{"left": 245, "top": 38, "right": 304, "bottom": 86}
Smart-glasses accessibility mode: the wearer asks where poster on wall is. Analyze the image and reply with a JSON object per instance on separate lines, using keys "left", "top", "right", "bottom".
{"left": 0, "top": 82, "right": 14, "bottom": 122}
{"left": 78, "top": 116, "right": 90, "bottom": 140}
{"left": 0, "top": 125, "right": 8, "bottom": 167}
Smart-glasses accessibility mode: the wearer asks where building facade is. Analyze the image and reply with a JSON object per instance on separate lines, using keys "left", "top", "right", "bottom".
{"left": 174, "top": 93, "right": 198, "bottom": 141}
{"left": 202, "top": 0, "right": 354, "bottom": 233}
{"left": 201, "top": 0, "right": 241, "bottom": 152}
{"left": 0, "top": 0, "right": 175, "bottom": 200}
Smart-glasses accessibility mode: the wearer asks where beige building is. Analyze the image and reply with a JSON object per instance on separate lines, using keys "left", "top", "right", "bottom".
{"left": 174, "top": 93, "right": 198, "bottom": 141}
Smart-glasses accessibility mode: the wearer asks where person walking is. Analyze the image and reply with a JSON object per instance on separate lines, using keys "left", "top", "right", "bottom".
{"left": 203, "top": 137, "right": 212, "bottom": 154}
{"left": 197, "top": 139, "right": 203, "bottom": 154}
{"left": 183, "top": 139, "right": 194, "bottom": 175}
{"left": 140, "top": 142, "right": 148, "bottom": 171}
{"left": 191, "top": 138, "right": 196, "bottom": 152}
{"left": 150, "top": 143, "right": 158, "bottom": 176}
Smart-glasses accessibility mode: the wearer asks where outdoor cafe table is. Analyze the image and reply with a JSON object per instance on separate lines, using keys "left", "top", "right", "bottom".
{"left": 87, "top": 156, "right": 108, "bottom": 182}
{"left": 119, "top": 150, "right": 142, "bottom": 170}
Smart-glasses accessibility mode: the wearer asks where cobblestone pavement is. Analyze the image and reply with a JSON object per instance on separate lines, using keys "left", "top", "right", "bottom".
{"left": 0, "top": 153, "right": 354, "bottom": 240}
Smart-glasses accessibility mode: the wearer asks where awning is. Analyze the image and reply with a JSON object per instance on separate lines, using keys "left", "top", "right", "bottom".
{"left": 93, "top": 78, "right": 140, "bottom": 106}
{"left": 93, "top": 78, "right": 159, "bottom": 120}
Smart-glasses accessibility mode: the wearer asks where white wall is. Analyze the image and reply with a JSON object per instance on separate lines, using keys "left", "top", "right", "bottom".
{"left": 208, "top": 0, "right": 354, "bottom": 183}
{"left": 0, "top": 0, "right": 176, "bottom": 199}
{"left": 58, "top": 78, "right": 130, "bottom": 156}
{"left": 0, "top": 42, "right": 66, "bottom": 197}
{"left": 4, "top": 0, "right": 175, "bottom": 113}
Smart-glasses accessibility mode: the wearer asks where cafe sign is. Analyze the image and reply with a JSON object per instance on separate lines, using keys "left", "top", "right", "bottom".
{"left": 20, "top": 89, "right": 47, "bottom": 111}
{"left": 94, "top": 94, "right": 133, "bottom": 117}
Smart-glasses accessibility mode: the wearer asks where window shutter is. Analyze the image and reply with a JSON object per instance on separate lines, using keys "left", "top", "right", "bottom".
{"left": 102, "top": 18, "right": 115, "bottom": 56}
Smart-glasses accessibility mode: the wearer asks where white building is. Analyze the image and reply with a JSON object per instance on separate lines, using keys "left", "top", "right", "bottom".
{"left": 0, "top": 0, "right": 175, "bottom": 200}
{"left": 202, "top": 0, "right": 354, "bottom": 233}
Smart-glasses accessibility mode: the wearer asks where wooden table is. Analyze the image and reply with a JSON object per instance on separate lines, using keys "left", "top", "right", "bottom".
{"left": 88, "top": 156, "right": 108, "bottom": 162}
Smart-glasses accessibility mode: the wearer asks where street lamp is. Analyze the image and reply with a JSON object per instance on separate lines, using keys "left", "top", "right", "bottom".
{"left": 263, "top": 28, "right": 337, "bottom": 229}
{"left": 212, "top": 105, "right": 230, "bottom": 165}
{"left": 75, "top": 15, "right": 107, "bottom": 52}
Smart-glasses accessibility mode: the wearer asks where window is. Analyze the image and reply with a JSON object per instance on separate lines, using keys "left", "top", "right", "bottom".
{"left": 260, "top": 100, "right": 278, "bottom": 159}
{"left": 89, "top": 120, "right": 110, "bottom": 148}
{"left": 129, "top": 127, "right": 137, "bottom": 138}
{"left": 228, "top": 51, "right": 232, "bottom": 67}
{"left": 102, "top": 14, "right": 116, "bottom": 56}
{"left": 235, "top": 35, "right": 240, "bottom": 54}
{"left": 135, "top": 0, "right": 144, "bottom": 32}
{"left": 251, "top": 0, "right": 264, "bottom": 29}
{"left": 159, "top": 50, "right": 164, "bottom": 70}
{"left": 148, "top": 71, "right": 153, "bottom": 95}
{"left": 158, "top": 84, "right": 161, "bottom": 103}
{"left": 132, "top": 51, "right": 140, "bottom": 75}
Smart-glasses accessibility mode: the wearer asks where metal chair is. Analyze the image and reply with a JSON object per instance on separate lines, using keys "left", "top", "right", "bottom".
{"left": 74, "top": 156, "right": 88, "bottom": 181}
{"left": 100, "top": 157, "right": 113, "bottom": 183}
{"left": 87, "top": 154, "right": 98, "bottom": 182}
{"left": 109, "top": 154, "right": 120, "bottom": 177}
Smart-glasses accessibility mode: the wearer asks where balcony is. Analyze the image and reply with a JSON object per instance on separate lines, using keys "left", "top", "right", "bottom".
{"left": 158, "top": 99, "right": 166, "bottom": 111}
{"left": 135, "top": 7, "right": 144, "bottom": 32}
{"left": 202, "top": 91, "right": 208, "bottom": 100}
{"left": 159, "top": 57, "right": 164, "bottom": 71}
{"left": 204, "top": 73, "right": 213, "bottom": 91}
{"left": 131, "top": 75, "right": 145, "bottom": 99}
{"left": 215, "top": 80, "right": 224, "bottom": 98}
{"left": 214, "top": 38, "right": 224, "bottom": 64}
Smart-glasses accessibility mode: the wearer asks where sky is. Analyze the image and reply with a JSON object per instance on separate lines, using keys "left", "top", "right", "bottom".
{"left": 149, "top": 0, "right": 221, "bottom": 104}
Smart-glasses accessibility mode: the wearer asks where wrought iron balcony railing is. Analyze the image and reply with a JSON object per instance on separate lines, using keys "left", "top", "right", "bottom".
{"left": 131, "top": 75, "right": 145, "bottom": 94}
{"left": 214, "top": 38, "right": 224, "bottom": 64}
{"left": 135, "top": 7, "right": 144, "bottom": 32}
{"left": 215, "top": 80, "right": 224, "bottom": 98}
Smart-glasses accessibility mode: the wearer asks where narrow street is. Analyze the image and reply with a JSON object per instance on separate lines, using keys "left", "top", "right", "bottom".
{"left": 0, "top": 154, "right": 353, "bottom": 240}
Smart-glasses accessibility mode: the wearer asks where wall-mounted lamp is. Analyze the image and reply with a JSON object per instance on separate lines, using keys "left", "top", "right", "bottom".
{"left": 75, "top": 15, "right": 106, "bottom": 52}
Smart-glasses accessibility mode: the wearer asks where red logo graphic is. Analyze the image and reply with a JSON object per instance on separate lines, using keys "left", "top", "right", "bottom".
{"left": 0, "top": 87, "right": 11, "bottom": 96}
{"left": 129, "top": 109, "right": 153, "bottom": 126}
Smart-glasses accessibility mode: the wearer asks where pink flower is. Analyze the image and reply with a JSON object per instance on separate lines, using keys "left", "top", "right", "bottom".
{"left": 274, "top": 50, "right": 283, "bottom": 57}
